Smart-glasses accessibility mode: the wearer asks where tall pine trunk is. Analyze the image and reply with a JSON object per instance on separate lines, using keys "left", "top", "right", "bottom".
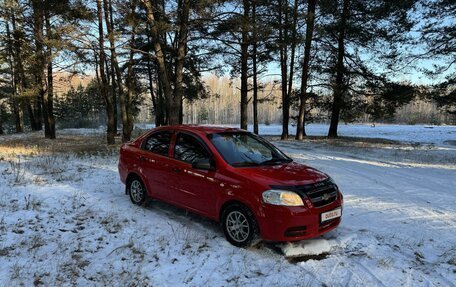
{"left": 13, "top": 105, "right": 24, "bottom": 133}
{"left": 32, "top": 1, "right": 50, "bottom": 137}
{"left": 287, "top": 0, "right": 298, "bottom": 98}
{"left": 296, "top": 0, "right": 317, "bottom": 140}
{"left": 5, "top": 17, "right": 24, "bottom": 133}
{"left": 286, "top": 0, "right": 299, "bottom": 133}
{"left": 147, "top": 60, "right": 159, "bottom": 126}
{"left": 157, "top": 73, "right": 166, "bottom": 124}
{"left": 0, "top": 105, "right": 3, "bottom": 134}
{"left": 108, "top": 0, "right": 118, "bottom": 132}
{"left": 252, "top": 0, "right": 259, "bottom": 134}
{"left": 26, "top": 104, "right": 38, "bottom": 131}
{"left": 142, "top": 0, "right": 173, "bottom": 125}
{"left": 146, "top": 31, "right": 164, "bottom": 126}
{"left": 32, "top": 0, "right": 46, "bottom": 134}
{"left": 328, "top": 0, "right": 349, "bottom": 138}
{"left": 103, "top": 0, "right": 128, "bottom": 140}
{"left": 124, "top": 2, "right": 137, "bottom": 141}
{"left": 109, "top": 60, "right": 118, "bottom": 131}
{"left": 96, "top": 0, "right": 116, "bottom": 144}
{"left": 240, "top": 0, "right": 250, "bottom": 130}
{"left": 45, "top": 10, "right": 56, "bottom": 139}
{"left": 33, "top": 97, "right": 42, "bottom": 130}
{"left": 11, "top": 13, "right": 38, "bottom": 132}
{"left": 279, "top": 0, "right": 289, "bottom": 140}
{"left": 172, "top": 0, "right": 190, "bottom": 125}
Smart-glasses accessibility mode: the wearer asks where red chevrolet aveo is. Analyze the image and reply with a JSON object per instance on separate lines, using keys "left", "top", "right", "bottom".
{"left": 118, "top": 125, "right": 343, "bottom": 247}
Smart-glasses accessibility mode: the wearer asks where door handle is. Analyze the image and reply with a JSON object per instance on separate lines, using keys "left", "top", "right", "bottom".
{"left": 171, "top": 167, "right": 181, "bottom": 173}
{"left": 139, "top": 155, "right": 145, "bottom": 161}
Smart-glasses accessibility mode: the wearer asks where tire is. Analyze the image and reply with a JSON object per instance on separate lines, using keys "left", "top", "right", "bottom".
{"left": 127, "top": 176, "right": 147, "bottom": 205}
{"left": 221, "top": 204, "right": 260, "bottom": 247}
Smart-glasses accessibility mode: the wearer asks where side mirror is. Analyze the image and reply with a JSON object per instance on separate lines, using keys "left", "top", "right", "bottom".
{"left": 192, "top": 158, "right": 215, "bottom": 171}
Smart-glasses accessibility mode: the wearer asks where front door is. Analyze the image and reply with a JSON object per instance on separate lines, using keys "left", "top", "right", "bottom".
{"left": 168, "top": 132, "right": 218, "bottom": 218}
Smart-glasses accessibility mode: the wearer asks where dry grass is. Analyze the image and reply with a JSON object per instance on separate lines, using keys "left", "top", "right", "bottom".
{"left": 0, "top": 132, "right": 121, "bottom": 160}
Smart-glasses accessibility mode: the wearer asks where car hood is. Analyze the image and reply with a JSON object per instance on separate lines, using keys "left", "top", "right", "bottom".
{"left": 233, "top": 161, "right": 328, "bottom": 187}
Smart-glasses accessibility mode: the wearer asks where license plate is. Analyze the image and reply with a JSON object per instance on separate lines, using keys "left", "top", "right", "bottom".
{"left": 321, "top": 207, "right": 342, "bottom": 222}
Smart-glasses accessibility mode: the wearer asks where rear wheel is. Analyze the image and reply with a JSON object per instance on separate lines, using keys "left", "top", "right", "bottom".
{"left": 127, "top": 177, "right": 146, "bottom": 205}
{"left": 222, "top": 204, "right": 259, "bottom": 247}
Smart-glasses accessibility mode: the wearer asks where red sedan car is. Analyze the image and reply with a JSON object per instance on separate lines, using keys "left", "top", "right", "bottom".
{"left": 118, "top": 125, "right": 343, "bottom": 247}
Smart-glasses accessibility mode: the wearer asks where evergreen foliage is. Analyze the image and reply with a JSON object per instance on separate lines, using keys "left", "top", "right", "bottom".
{"left": 0, "top": 0, "right": 453, "bottom": 141}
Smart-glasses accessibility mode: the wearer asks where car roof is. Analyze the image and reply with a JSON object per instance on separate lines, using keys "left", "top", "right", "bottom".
{"left": 154, "top": 125, "right": 247, "bottom": 135}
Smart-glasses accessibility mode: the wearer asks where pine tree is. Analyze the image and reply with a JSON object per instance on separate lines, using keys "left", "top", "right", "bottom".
{"left": 313, "top": 0, "right": 417, "bottom": 137}
{"left": 296, "top": 0, "right": 317, "bottom": 140}
{"left": 420, "top": 0, "right": 455, "bottom": 114}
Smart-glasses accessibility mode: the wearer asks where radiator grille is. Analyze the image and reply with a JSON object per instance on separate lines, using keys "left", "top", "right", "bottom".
{"left": 295, "top": 180, "right": 338, "bottom": 207}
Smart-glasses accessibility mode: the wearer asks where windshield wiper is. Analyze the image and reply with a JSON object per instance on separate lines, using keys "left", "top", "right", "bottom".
{"left": 259, "top": 158, "right": 293, "bottom": 165}
{"left": 232, "top": 161, "right": 260, "bottom": 167}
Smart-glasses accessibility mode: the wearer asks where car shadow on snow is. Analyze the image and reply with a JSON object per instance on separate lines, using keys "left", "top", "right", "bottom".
{"left": 143, "top": 199, "right": 222, "bottom": 236}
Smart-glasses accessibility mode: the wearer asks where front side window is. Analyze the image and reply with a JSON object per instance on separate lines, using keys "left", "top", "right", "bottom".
{"left": 209, "top": 132, "right": 291, "bottom": 167}
{"left": 174, "top": 133, "right": 210, "bottom": 164}
{"left": 144, "top": 131, "right": 172, "bottom": 156}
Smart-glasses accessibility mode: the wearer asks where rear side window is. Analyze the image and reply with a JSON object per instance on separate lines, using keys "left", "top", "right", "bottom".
{"left": 144, "top": 131, "right": 172, "bottom": 156}
{"left": 174, "top": 133, "right": 210, "bottom": 164}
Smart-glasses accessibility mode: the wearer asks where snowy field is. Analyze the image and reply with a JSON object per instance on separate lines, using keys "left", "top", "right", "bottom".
{"left": 0, "top": 126, "right": 455, "bottom": 286}
{"left": 262, "top": 123, "right": 455, "bottom": 147}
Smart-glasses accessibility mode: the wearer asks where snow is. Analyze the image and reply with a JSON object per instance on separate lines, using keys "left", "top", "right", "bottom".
{"left": 252, "top": 123, "right": 456, "bottom": 147}
{"left": 281, "top": 238, "right": 335, "bottom": 257}
{"left": 0, "top": 126, "right": 455, "bottom": 286}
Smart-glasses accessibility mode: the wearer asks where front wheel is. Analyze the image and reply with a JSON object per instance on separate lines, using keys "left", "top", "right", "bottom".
{"left": 127, "top": 177, "right": 146, "bottom": 205}
{"left": 222, "top": 204, "right": 259, "bottom": 247}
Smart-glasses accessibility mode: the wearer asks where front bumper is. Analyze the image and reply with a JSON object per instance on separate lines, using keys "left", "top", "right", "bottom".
{"left": 257, "top": 197, "right": 343, "bottom": 242}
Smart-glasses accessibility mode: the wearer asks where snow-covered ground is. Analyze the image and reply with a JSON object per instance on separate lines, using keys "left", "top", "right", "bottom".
{"left": 0, "top": 128, "right": 455, "bottom": 286}
{"left": 263, "top": 123, "right": 455, "bottom": 147}
{"left": 136, "top": 123, "right": 456, "bottom": 147}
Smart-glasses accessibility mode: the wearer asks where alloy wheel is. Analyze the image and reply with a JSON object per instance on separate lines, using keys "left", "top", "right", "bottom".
{"left": 130, "top": 179, "right": 144, "bottom": 203}
{"left": 225, "top": 210, "right": 250, "bottom": 243}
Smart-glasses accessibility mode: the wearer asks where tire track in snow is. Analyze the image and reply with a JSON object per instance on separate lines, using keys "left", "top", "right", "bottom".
{"left": 276, "top": 141, "right": 456, "bottom": 286}
{"left": 284, "top": 145, "right": 454, "bottom": 197}
{"left": 351, "top": 259, "right": 387, "bottom": 287}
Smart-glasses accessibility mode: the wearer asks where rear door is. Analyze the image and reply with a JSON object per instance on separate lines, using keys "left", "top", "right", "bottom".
{"left": 138, "top": 130, "right": 173, "bottom": 199}
{"left": 168, "top": 132, "right": 218, "bottom": 218}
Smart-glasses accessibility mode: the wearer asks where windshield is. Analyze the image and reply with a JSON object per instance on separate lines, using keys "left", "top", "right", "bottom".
{"left": 208, "top": 132, "right": 292, "bottom": 167}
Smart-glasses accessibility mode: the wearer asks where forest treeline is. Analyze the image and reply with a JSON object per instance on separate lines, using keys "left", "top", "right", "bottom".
{"left": 0, "top": 0, "right": 454, "bottom": 143}
{"left": 49, "top": 73, "right": 453, "bottom": 129}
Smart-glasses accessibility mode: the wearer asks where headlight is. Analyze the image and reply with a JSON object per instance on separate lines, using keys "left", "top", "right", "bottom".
{"left": 262, "top": 190, "right": 304, "bottom": 206}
